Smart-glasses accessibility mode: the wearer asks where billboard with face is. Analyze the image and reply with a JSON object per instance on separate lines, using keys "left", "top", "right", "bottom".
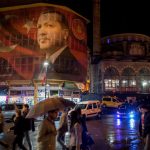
{"left": 0, "top": 4, "right": 88, "bottom": 82}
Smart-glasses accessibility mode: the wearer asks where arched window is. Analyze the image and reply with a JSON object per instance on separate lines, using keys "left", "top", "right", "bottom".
{"left": 138, "top": 68, "right": 150, "bottom": 93}
{"left": 121, "top": 67, "right": 136, "bottom": 92}
{"left": 104, "top": 67, "right": 119, "bottom": 91}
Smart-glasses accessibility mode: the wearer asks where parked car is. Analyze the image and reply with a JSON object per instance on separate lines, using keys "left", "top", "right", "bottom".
{"left": 1, "top": 103, "right": 23, "bottom": 120}
{"left": 101, "top": 96, "right": 124, "bottom": 108}
{"left": 75, "top": 100, "right": 102, "bottom": 119}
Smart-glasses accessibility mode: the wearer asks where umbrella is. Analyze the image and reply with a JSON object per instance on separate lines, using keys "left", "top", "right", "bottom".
{"left": 26, "top": 96, "right": 75, "bottom": 118}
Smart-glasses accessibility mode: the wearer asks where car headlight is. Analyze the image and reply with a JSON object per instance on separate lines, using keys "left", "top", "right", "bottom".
{"left": 129, "top": 111, "right": 134, "bottom": 118}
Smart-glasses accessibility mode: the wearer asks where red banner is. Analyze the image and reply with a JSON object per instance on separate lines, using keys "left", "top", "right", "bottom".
{"left": 0, "top": 4, "right": 88, "bottom": 82}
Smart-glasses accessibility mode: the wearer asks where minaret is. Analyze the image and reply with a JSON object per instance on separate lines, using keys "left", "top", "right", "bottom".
{"left": 90, "top": 0, "right": 101, "bottom": 93}
{"left": 93, "top": 0, "right": 101, "bottom": 56}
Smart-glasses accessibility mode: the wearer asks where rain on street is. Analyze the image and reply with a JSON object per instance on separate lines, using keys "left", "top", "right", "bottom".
{"left": 87, "top": 109, "right": 143, "bottom": 150}
{"left": 1, "top": 109, "right": 144, "bottom": 150}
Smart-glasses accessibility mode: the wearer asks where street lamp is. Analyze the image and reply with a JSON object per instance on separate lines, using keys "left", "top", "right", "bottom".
{"left": 43, "top": 60, "right": 49, "bottom": 100}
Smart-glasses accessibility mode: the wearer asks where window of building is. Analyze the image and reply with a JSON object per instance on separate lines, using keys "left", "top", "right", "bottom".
{"left": 104, "top": 79, "right": 119, "bottom": 90}
{"left": 104, "top": 67, "right": 119, "bottom": 91}
{"left": 138, "top": 68, "right": 150, "bottom": 93}
{"left": 121, "top": 67, "right": 136, "bottom": 92}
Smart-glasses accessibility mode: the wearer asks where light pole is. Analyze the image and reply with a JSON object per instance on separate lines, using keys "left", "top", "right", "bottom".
{"left": 43, "top": 60, "right": 49, "bottom": 100}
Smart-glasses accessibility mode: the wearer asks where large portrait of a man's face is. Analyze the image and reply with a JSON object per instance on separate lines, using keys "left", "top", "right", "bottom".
{"left": 37, "top": 10, "right": 69, "bottom": 52}
{"left": 0, "top": 4, "right": 88, "bottom": 82}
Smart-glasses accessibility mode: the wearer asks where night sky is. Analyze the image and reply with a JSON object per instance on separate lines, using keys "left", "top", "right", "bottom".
{"left": 58, "top": 0, "right": 149, "bottom": 37}
{"left": 100, "top": 0, "right": 150, "bottom": 37}
{"left": 59, "top": 0, "right": 149, "bottom": 50}
{"left": 0, "top": 0, "right": 149, "bottom": 37}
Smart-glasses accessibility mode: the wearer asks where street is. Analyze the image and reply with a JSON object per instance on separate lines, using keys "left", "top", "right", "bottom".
{"left": 87, "top": 113, "right": 143, "bottom": 150}
{"left": 0, "top": 110, "right": 144, "bottom": 150}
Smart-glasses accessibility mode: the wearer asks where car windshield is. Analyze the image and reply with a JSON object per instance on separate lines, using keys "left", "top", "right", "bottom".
{"left": 76, "top": 104, "right": 87, "bottom": 109}
{"left": 119, "top": 105, "right": 126, "bottom": 109}
{"left": 103, "top": 98, "right": 111, "bottom": 101}
{"left": 16, "top": 104, "right": 23, "bottom": 109}
{"left": 1, "top": 105, "right": 14, "bottom": 111}
{"left": 1, "top": 104, "right": 23, "bottom": 111}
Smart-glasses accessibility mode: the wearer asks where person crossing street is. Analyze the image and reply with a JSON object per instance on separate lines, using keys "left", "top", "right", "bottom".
{"left": 22, "top": 104, "right": 35, "bottom": 150}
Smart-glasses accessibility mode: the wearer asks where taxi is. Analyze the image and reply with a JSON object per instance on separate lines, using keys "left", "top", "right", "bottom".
{"left": 101, "top": 96, "right": 124, "bottom": 108}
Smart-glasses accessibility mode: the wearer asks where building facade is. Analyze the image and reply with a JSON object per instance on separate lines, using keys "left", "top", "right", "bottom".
{"left": 93, "top": 33, "right": 150, "bottom": 100}
{"left": 0, "top": 2, "right": 89, "bottom": 105}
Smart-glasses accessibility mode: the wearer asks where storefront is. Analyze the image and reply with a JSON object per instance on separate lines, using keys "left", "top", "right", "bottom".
{"left": 8, "top": 81, "right": 82, "bottom": 105}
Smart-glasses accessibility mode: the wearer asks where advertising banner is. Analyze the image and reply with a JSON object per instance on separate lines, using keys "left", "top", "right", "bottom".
{"left": 0, "top": 4, "right": 88, "bottom": 82}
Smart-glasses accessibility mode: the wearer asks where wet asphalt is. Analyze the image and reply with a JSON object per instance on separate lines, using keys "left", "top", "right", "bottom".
{"left": 0, "top": 109, "right": 144, "bottom": 150}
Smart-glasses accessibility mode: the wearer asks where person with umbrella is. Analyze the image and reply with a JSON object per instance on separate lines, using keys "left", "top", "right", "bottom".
{"left": 26, "top": 97, "right": 76, "bottom": 150}
{"left": 37, "top": 109, "right": 59, "bottom": 150}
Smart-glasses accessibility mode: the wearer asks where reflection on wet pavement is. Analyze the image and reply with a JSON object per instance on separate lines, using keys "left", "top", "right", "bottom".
{"left": 105, "top": 114, "right": 144, "bottom": 150}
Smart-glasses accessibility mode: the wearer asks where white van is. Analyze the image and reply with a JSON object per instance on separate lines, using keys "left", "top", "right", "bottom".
{"left": 1, "top": 103, "right": 23, "bottom": 120}
{"left": 75, "top": 100, "right": 102, "bottom": 119}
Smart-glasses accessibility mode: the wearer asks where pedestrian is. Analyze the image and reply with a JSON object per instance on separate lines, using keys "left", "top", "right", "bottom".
{"left": 139, "top": 104, "right": 145, "bottom": 138}
{"left": 0, "top": 106, "right": 4, "bottom": 133}
{"left": 143, "top": 105, "right": 150, "bottom": 150}
{"left": 0, "top": 106, "right": 9, "bottom": 148}
{"left": 63, "top": 107, "right": 74, "bottom": 148}
{"left": 75, "top": 107, "right": 88, "bottom": 132}
{"left": 75, "top": 107, "right": 94, "bottom": 150}
{"left": 69, "top": 110, "right": 82, "bottom": 150}
{"left": 139, "top": 104, "right": 150, "bottom": 150}
{"left": 8, "top": 109, "right": 27, "bottom": 150}
{"left": 57, "top": 108, "right": 69, "bottom": 150}
{"left": 37, "top": 109, "right": 59, "bottom": 150}
{"left": 22, "top": 104, "right": 35, "bottom": 150}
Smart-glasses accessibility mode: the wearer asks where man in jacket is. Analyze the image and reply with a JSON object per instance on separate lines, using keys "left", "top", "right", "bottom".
{"left": 37, "top": 109, "right": 58, "bottom": 150}
{"left": 143, "top": 105, "right": 150, "bottom": 150}
{"left": 9, "top": 109, "right": 27, "bottom": 150}
{"left": 139, "top": 104, "right": 145, "bottom": 137}
{"left": 139, "top": 104, "right": 150, "bottom": 150}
